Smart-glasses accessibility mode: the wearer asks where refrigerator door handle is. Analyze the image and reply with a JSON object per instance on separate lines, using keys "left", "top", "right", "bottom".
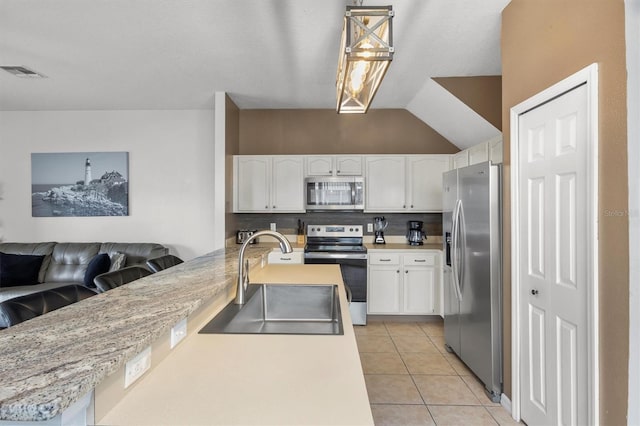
{"left": 451, "top": 199, "right": 463, "bottom": 301}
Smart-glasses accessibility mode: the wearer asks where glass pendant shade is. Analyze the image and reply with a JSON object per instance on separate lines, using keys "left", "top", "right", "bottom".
{"left": 336, "top": 5, "right": 394, "bottom": 114}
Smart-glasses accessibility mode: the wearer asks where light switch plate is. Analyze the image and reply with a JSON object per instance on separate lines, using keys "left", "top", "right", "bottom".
{"left": 124, "top": 346, "right": 151, "bottom": 388}
{"left": 171, "top": 318, "right": 187, "bottom": 349}
{"left": 367, "top": 223, "right": 373, "bottom": 233}
{"left": 270, "top": 223, "right": 277, "bottom": 231}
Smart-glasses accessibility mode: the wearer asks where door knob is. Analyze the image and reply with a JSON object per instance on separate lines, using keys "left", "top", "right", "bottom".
{"left": 531, "top": 289, "right": 539, "bottom": 295}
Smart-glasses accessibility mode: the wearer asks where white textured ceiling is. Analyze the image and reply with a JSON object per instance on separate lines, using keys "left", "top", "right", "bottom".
{"left": 0, "top": 0, "right": 509, "bottom": 147}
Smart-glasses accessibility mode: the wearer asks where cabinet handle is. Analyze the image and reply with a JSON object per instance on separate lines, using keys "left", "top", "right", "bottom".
{"left": 413, "top": 259, "right": 426, "bottom": 263}
{"left": 396, "top": 270, "right": 400, "bottom": 273}
{"left": 337, "top": 170, "right": 340, "bottom": 173}
{"left": 273, "top": 205, "right": 276, "bottom": 208}
{"left": 405, "top": 270, "right": 408, "bottom": 274}
{"left": 410, "top": 204, "right": 414, "bottom": 208}
{"left": 380, "top": 258, "right": 391, "bottom": 262}
{"left": 403, "top": 205, "right": 406, "bottom": 209}
{"left": 329, "top": 170, "right": 333, "bottom": 174}
{"left": 280, "top": 257, "right": 291, "bottom": 261}
{"left": 265, "top": 205, "right": 269, "bottom": 209}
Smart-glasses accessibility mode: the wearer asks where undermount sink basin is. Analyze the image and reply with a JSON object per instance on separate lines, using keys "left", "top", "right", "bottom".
{"left": 199, "top": 284, "right": 344, "bottom": 335}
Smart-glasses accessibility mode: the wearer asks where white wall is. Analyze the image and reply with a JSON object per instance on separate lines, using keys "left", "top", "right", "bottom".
{"left": 0, "top": 110, "right": 216, "bottom": 260}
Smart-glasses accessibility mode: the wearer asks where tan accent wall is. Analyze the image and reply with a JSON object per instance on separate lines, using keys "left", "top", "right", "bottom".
{"left": 225, "top": 95, "right": 240, "bottom": 240}
{"left": 502, "top": 1, "right": 628, "bottom": 423}
{"left": 238, "top": 109, "right": 459, "bottom": 155}
{"left": 433, "top": 76, "right": 502, "bottom": 130}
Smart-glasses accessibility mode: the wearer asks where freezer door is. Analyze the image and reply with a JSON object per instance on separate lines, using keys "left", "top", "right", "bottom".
{"left": 457, "top": 161, "right": 501, "bottom": 399}
{"left": 442, "top": 170, "right": 460, "bottom": 355}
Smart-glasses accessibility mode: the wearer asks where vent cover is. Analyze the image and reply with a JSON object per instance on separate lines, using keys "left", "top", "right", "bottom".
{"left": 0, "top": 66, "right": 47, "bottom": 78}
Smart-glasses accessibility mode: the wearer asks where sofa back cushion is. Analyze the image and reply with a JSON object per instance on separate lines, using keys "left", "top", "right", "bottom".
{"left": 99, "top": 243, "right": 168, "bottom": 267}
{"left": 45, "top": 243, "right": 100, "bottom": 283}
{"left": 0, "top": 242, "right": 56, "bottom": 283}
{"left": 0, "top": 253, "right": 45, "bottom": 287}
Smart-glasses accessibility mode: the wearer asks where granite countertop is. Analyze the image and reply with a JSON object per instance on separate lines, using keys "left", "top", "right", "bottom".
{"left": 0, "top": 245, "right": 271, "bottom": 422}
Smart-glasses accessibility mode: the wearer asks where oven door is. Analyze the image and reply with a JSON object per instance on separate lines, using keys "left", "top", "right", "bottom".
{"left": 304, "top": 253, "right": 367, "bottom": 325}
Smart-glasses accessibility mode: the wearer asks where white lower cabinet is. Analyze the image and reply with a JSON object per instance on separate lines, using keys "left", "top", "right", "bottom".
{"left": 368, "top": 250, "right": 441, "bottom": 315}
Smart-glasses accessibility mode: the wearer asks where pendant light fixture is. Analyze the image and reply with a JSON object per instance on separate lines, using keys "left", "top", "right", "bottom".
{"left": 336, "top": 4, "right": 394, "bottom": 114}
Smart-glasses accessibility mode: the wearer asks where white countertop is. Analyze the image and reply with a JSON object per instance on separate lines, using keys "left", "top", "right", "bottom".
{"left": 98, "top": 264, "right": 373, "bottom": 426}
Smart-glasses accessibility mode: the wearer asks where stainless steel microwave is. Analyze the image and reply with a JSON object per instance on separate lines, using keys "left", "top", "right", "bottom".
{"left": 304, "top": 177, "right": 364, "bottom": 211}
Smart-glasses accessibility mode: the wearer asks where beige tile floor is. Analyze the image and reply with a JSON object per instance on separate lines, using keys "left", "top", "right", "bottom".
{"left": 356, "top": 319, "right": 523, "bottom": 426}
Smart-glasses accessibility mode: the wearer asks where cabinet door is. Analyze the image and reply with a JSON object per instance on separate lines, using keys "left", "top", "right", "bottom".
{"left": 368, "top": 266, "right": 401, "bottom": 314}
{"left": 335, "top": 156, "right": 363, "bottom": 176}
{"left": 403, "top": 266, "right": 436, "bottom": 314}
{"left": 272, "top": 156, "right": 304, "bottom": 212}
{"left": 406, "top": 155, "right": 450, "bottom": 212}
{"left": 489, "top": 138, "right": 503, "bottom": 164}
{"left": 235, "top": 156, "right": 271, "bottom": 212}
{"left": 451, "top": 150, "right": 469, "bottom": 169}
{"left": 468, "top": 142, "right": 489, "bottom": 165}
{"left": 305, "top": 156, "right": 334, "bottom": 176}
{"left": 365, "top": 156, "right": 406, "bottom": 212}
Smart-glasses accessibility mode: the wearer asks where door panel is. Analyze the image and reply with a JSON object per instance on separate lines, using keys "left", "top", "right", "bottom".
{"left": 519, "top": 84, "right": 588, "bottom": 426}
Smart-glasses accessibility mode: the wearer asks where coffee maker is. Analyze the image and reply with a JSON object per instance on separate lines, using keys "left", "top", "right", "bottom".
{"left": 373, "top": 216, "right": 388, "bottom": 244}
{"left": 407, "top": 220, "right": 426, "bottom": 245}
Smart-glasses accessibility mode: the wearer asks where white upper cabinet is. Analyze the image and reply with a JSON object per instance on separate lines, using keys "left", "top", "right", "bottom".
{"left": 451, "top": 150, "right": 469, "bottom": 169}
{"left": 335, "top": 156, "right": 363, "bottom": 175}
{"left": 406, "top": 155, "right": 450, "bottom": 212}
{"left": 467, "top": 142, "right": 489, "bottom": 165}
{"left": 305, "top": 155, "right": 362, "bottom": 176}
{"left": 489, "top": 138, "right": 503, "bottom": 164}
{"left": 271, "top": 156, "right": 305, "bottom": 212}
{"left": 234, "top": 156, "right": 304, "bottom": 213}
{"left": 450, "top": 136, "right": 503, "bottom": 170}
{"left": 234, "top": 156, "right": 271, "bottom": 212}
{"left": 365, "top": 155, "right": 449, "bottom": 212}
{"left": 365, "top": 156, "right": 406, "bottom": 212}
{"left": 305, "top": 156, "right": 333, "bottom": 176}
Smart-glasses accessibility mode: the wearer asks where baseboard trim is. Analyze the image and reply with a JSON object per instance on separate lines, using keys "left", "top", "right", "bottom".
{"left": 500, "top": 393, "right": 512, "bottom": 414}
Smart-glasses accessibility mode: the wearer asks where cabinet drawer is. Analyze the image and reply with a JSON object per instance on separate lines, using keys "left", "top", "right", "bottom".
{"left": 267, "top": 250, "right": 304, "bottom": 264}
{"left": 369, "top": 253, "right": 400, "bottom": 265}
{"left": 402, "top": 253, "right": 437, "bottom": 266}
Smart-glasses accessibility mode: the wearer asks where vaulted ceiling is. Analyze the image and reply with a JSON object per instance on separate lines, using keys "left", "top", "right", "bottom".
{"left": 0, "top": 0, "right": 508, "bottom": 148}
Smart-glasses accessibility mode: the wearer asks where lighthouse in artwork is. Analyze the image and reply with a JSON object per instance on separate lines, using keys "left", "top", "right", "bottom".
{"left": 84, "top": 158, "right": 92, "bottom": 185}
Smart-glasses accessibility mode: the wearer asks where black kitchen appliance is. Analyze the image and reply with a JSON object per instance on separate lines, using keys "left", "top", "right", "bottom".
{"left": 236, "top": 229, "right": 258, "bottom": 244}
{"left": 407, "top": 220, "right": 426, "bottom": 245}
{"left": 304, "top": 225, "right": 367, "bottom": 325}
{"left": 373, "top": 216, "right": 388, "bottom": 244}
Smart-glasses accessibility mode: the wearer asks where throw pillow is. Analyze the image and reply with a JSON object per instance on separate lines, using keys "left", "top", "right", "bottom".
{"left": 84, "top": 253, "right": 111, "bottom": 287}
{"left": 0, "top": 252, "right": 45, "bottom": 287}
{"left": 108, "top": 252, "right": 127, "bottom": 272}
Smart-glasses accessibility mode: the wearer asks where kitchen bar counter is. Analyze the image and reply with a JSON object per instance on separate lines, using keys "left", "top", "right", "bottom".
{"left": 0, "top": 245, "right": 273, "bottom": 422}
{"left": 97, "top": 264, "right": 372, "bottom": 425}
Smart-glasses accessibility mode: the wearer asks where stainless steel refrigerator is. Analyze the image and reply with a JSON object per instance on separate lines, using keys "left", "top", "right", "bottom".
{"left": 442, "top": 161, "right": 502, "bottom": 402}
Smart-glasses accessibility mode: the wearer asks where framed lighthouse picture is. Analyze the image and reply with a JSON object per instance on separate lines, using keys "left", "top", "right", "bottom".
{"left": 31, "top": 152, "right": 129, "bottom": 217}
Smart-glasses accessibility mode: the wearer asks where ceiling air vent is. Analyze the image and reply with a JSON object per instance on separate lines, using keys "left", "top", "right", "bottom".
{"left": 0, "top": 66, "right": 47, "bottom": 78}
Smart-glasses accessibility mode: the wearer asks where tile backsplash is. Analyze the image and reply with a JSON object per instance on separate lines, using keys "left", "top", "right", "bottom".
{"left": 234, "top": 212, "right": 442, "bottom": 239}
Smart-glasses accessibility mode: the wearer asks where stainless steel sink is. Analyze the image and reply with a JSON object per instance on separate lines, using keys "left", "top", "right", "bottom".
{"left": 199, "top": 284, "right": 344, "bottom": 335}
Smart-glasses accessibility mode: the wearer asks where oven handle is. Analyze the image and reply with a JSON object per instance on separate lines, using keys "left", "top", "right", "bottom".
{"left": 304, "top": 252, "right": 368, "bottom": 260}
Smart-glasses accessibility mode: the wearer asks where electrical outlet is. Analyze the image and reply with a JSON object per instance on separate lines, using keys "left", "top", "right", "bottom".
{"left": 124, "top": 346, "right": 151, "bottom": 388}
{"left": 270, "top": 222, "right": 277, "bottom": 231}
{"left": 170, "top": 318, "right": 187, "bottom": 349}
{"left": 367, "top": 223, "right": 373, "bottom": 233}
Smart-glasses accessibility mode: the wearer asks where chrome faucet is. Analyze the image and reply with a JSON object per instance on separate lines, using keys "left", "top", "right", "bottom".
{"left": 235, "top": 230, "right": 293, "bottom": 305}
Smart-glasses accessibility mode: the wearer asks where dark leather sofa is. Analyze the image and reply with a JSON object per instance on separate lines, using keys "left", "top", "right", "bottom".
{"left": 0, "top": 242, "right": 168, "bottom": 303}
